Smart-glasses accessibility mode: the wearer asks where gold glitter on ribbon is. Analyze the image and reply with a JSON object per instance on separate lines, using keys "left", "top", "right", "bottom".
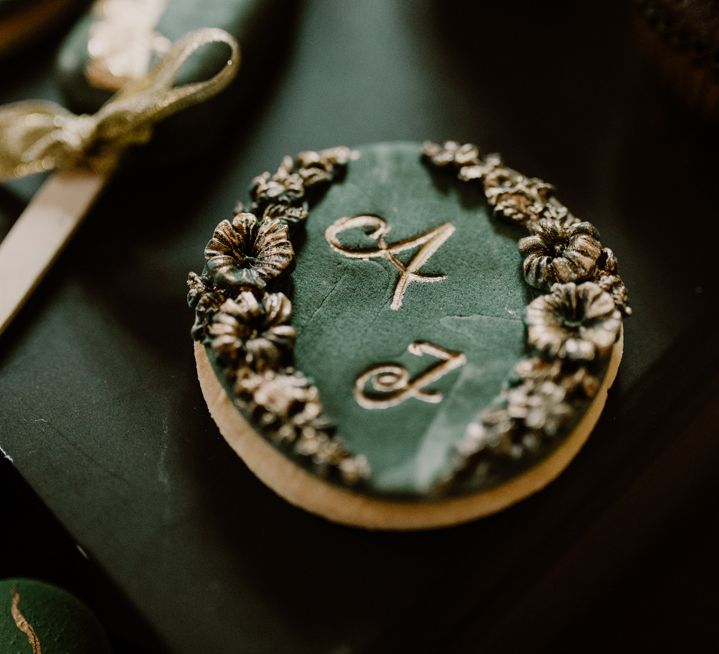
{"left": 10, "top": 586, "right": 42, "bottom": 654}
{"left": 0, "top": 27, "right": 240, "bottom": 180}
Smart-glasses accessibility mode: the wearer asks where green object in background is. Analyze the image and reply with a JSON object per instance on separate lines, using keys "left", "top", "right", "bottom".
{"left": 290, "top": 142, "right": 528, "bottom": 496}
{"left": 55, "top": 0, "right": 296, "bottom": 161}
{"left": 0, "top": 579, "right": 111, "bottom": 653}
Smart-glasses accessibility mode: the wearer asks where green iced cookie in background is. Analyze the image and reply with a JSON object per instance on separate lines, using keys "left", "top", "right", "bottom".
{"left": 0, "top": 579, "right": 111, "bottom": 653}
{"left": 55, "top": 0, "right": 296, "bottom": 160}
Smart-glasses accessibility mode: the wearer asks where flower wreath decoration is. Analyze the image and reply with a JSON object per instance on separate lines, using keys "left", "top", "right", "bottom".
{"left": 187, "top": 141, "right": 631, "bottom": 495}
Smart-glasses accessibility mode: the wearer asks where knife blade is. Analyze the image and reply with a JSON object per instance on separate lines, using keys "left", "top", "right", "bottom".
{"left": 0, "top": 169, "right": 109, "bottom": 335}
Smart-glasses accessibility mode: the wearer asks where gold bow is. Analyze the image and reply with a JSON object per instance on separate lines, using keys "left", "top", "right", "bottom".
{"left": 0, "top": 27, "right": 240, "bottom": 180}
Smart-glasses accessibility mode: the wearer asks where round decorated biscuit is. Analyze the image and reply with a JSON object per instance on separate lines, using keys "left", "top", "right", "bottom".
{"left": 0, "top": 578, "right": 111, "bottom": 653}
{"left": 188, "top": 141, "right": 630, "bottom": 530}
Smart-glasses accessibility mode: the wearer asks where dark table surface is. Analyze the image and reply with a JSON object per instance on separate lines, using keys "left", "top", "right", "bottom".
{"left": 2, "top": 1, "right": 719, "bottom": 652}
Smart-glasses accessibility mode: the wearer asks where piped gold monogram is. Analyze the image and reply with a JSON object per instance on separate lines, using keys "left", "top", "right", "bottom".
{"left": 354, "top": 341, "right": 466, "bottom": 409}
{"left": 325, "top": 214, "right": 455, "bottom": 310}
{"left": 11, "top": 587, "right": 42, "bottom": 654}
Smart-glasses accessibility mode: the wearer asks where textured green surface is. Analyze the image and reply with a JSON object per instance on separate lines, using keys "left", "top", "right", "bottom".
{"left": 292, "top": 142, "right": 529, "bottom": 495}
{"left": 0, "top": 579, "right": 111, "bottom": 654}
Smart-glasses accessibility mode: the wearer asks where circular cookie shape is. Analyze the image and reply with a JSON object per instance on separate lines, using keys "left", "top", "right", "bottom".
{"left": 188, "top": 141, "right": 631, "bottom": 530}
{"left": 0, "top": 578, "right": 111, "bottom": 653}
{"left": 0, "top": 0, "right": 81, "bottom": 59}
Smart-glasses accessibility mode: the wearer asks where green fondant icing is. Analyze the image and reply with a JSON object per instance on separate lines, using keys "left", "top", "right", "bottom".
{"left": 0, "top": 579, "right": 111, "bottom": 654}
{"left": 207, "top": 142, "right": 611, "bottom": 499}
{"left": 289, "top": 143, "right": 530, "bottom": 497}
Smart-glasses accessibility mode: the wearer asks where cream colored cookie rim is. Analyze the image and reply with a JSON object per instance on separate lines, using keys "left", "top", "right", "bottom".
{"left": 195, "top": 334, "right": 623, "bottom": 530}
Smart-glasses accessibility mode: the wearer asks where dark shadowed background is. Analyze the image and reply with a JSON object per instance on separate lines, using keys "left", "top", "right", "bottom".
{"left": 2, "top": 0, "right": 718, "bottom": 652}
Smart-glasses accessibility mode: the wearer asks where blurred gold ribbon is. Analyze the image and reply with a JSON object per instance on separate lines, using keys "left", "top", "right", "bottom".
{"left": 0, "top": 27, "right": 240, "bottom": 180}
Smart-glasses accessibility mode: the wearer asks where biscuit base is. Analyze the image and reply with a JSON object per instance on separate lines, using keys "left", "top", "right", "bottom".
{"left": 195, "top": 336, "right": 623, "bottom": 530}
